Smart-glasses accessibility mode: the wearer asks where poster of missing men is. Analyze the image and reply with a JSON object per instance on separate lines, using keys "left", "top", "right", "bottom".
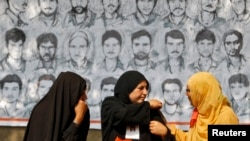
{"left": 0, "top": 0, "right": 249, "bottom": 130}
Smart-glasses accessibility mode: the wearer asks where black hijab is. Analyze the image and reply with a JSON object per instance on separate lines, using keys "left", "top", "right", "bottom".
{"left": 101, "top": 70, "right": 150, "bottom": 141}
{"left": 114, "top": 70, "right": 149, "bottom": 104}
{"left": 102, "top": 70, "right": 175, "bottom": 141}
{"left": 23, "top": 71, "right": 90, "bottom": 141}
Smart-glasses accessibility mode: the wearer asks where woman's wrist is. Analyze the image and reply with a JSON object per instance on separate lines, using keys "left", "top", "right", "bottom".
{"left": 73, "top": 117, "right": 82, "bottom": 125}
{"left": 161, "top": 126, "right": 168, "bottom": 138}
{"left": 73, "top": 120, "right": 80, "bottom": 125}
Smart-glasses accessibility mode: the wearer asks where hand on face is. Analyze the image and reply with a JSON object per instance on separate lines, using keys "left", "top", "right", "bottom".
{"left": 148, "top": 99, "right": 162, "bottom": 109}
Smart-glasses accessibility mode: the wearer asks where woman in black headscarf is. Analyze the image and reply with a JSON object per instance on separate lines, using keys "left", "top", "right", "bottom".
{"left": 101, "top": 70, "right": 174, "bottom": 141}
{"left": 23, "top": 71, "right": 90, "bottom": 141}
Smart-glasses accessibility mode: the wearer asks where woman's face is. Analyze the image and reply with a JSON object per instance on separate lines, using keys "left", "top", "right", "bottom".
{"left": 129, "top": 80, "right": 148, "bottom": 104}
{"left": 186, "top": 85, "right": 194, "bottom": 107}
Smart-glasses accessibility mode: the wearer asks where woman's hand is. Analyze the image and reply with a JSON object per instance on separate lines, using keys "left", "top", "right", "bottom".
{"left": 148, "top": 99, "right": 162, "bottom": 109}
{"left": 149, "top": 120, "right": 168, "bottom": 137}
{"left": 73, "top": 99, "right": 88, "bottom": 125}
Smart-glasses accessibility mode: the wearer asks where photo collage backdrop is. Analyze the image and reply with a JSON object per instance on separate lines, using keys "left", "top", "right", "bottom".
{"left": 0, "top": 0, "right": 249, "bottom": 130}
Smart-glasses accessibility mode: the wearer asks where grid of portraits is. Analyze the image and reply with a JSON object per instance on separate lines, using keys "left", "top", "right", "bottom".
{"left": 0, "top": 0, "right": 249, "bottom": 129}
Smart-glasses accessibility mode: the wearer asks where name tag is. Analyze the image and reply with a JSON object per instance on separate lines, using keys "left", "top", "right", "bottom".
{"left": 125, "top": 125, "right": 140, "bottom": 139}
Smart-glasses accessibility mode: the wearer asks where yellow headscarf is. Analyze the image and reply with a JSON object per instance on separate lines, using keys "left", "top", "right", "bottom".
{"left": 187, "top": 72, "right": 231, "bottom": 141}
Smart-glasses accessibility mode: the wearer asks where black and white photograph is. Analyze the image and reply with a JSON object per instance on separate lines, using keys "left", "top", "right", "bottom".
{"left": 0, "top": 0, "right": 249, "bottom": 139}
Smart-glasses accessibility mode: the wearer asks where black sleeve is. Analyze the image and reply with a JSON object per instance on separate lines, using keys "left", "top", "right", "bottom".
{"left": 101, "top": 97, "right": 151, "bottom": 141}
{"left": 150, "top": 110, "right": 176, "bottom": 141}
{"left": 62, "top": 110, "right": 90, "bottom": 141}
{"left": 62, "top": 122, "right": 80, "bottom": 141}
{"left": 112, "top": 101, "right": 151, "bottom": 126}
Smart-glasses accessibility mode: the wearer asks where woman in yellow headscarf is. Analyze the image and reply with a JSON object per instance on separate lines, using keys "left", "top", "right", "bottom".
{"left": 167, "top": 72, "right": 239, "bottom": 141}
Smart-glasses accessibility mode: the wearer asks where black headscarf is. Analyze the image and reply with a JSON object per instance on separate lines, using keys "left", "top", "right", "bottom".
{"left": 101, "top": 70, "right": 151, "bottom": 141}
{"left": 102, "top": 70, "right": 175, "bottom": 141}
{"left": 23, "top": 71, "right": 90, "bottom": 141}
{"left": 114, "top": 70, "right": 149, "bottom": 104}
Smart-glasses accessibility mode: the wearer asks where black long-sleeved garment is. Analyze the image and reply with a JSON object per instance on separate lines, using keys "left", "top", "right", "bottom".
{"left": 23, "top": 71, "right": 90, "bottom": 141}
{"left": 101, "top": 70, "right": 174, "bottom": 141}
{"left": 102, "top": 97, "right": 171, "bottom": 141}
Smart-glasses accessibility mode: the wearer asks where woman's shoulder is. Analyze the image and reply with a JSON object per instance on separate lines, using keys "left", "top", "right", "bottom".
{"left": 217, "top": 105, "right": 239, "bottom": 124}
{"left": 102, "top": 96, "right": 118, "bottom": 105}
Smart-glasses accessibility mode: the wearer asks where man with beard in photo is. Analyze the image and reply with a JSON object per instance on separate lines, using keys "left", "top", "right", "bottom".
{"left": 26, "top": 32, "right": 62, "bottom": 81}
{"left": 62, "top": 0, "right": 96, "bottom": 29}
{"left": 127, "top": 29, "right": 157, "bottom": 74}
{"left": 31, "top": 0, "right": 63, "bottom": 28}
{"left": 216, "top": 29, "right": 250, "bottom": 79}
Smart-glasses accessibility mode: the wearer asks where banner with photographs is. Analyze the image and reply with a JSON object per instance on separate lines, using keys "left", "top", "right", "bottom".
{"left": 0, "top": 0, "right": 249, "bottom": 130}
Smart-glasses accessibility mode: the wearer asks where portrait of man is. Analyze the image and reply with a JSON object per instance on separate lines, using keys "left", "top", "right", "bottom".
{"left": 0, "top": 28, "right": 27, "bottom": 74}
{"left": 228, "top": 0, "right": 250, "bottom": 31}
{"left": 26, "top": 32, "right": 60, "bottom": 81}
{"left": 36, "top": 74, "right": 55, "bottom": 99}
{"left": 31, "top": 0, "right": 62, "bottom": 28}
{"left": 100, "top": 76, "right": 117, "bottom": 102}
{"left": 88, "top": 76, "right": 117, "bottom": 121}
{"left": 228, "top": 73, "right": 250, "bottom": 123}
{"left": 0, "top": 0, "right": 28, "bottom": 28}
{"left": 23, "top": 73, "right": 55, "bottom": 118}
{"left": 156, "top": 29, "right": 186, "bottom": 75}
{"left": 125, "top": 0, "right": 161, "bottom": 29}
{"left": 187, "top": 29, "right": 221, "bottom": 73}
{"left": 161, "top": 78, "right": 183, "bottom": 120}
{"left": 95, "top": 0, "right": 124, "bottom": 28}
{"left": 194, "top": 0, "right": 227, "bottom": 33}
{"left": 94, "top": 29, "right": 124, "bottom": 76}
{"left": 159, "top": 78, "right": 192, "bottom": 130}
{"left": 219, "top": 29, "right": 249, "bottom": 74}
{"left": 62, "top": 0, "right": 96, "bottom": 29}
{"left": 127, "top": 29, "right": 156, "bottom": 73}
{"left": 162, "top": 0, "right": 194, "bottom": 34}
{"left": 60, "top": 30, "right": 93, "bottom": 77}
{"left": 0, "top": 73, "right": 25, "bottom": 118}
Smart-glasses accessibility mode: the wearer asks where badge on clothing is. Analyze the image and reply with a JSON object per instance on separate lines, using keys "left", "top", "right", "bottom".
{"left": 125, "top": 125, "right": 140, "bottom": 139}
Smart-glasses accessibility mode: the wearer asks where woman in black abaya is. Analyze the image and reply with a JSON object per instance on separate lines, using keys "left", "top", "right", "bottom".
{"left": 101, "top": 70, "right": 174, "bottom": 141}
{"left": 23, "top": 71, "right": 90, "bottom": 141}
